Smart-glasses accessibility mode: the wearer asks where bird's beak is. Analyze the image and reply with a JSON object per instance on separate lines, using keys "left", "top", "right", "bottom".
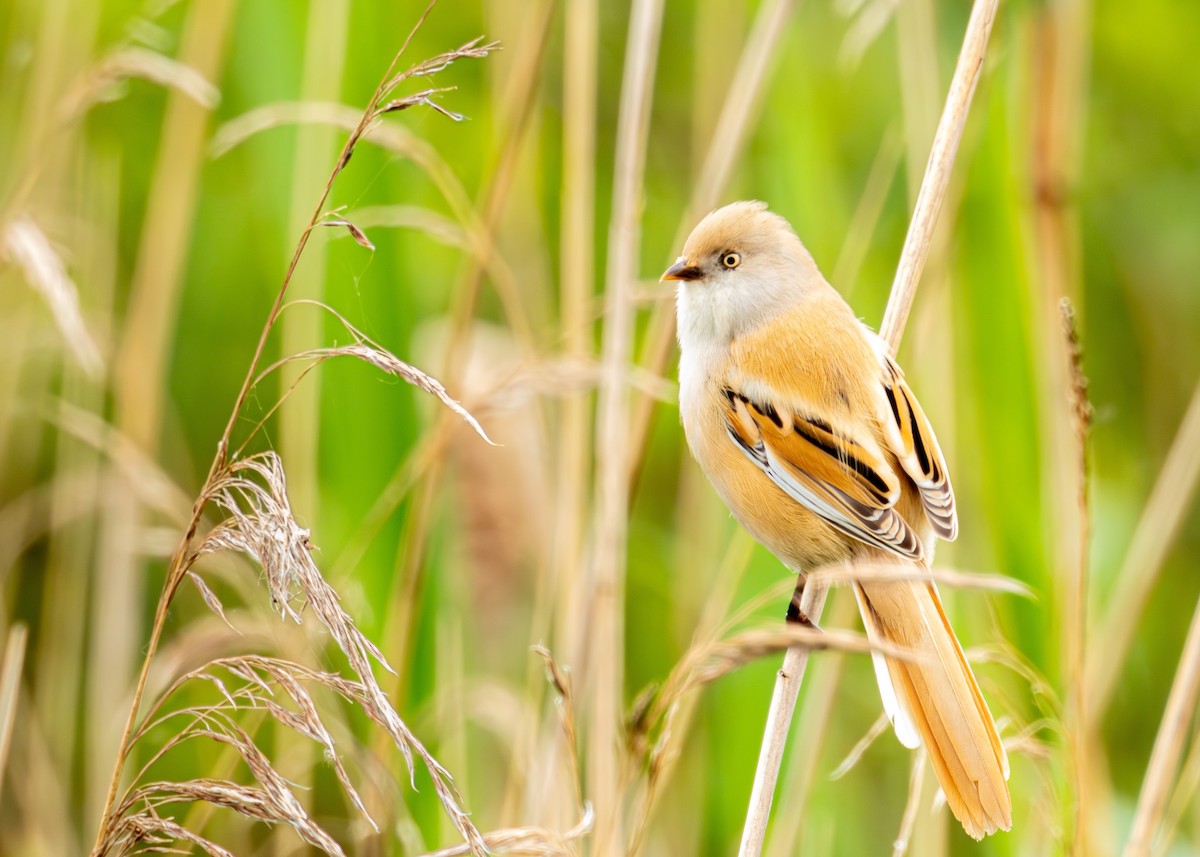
{"left": 661, "top": 257, "right": 703, "bottom": 282}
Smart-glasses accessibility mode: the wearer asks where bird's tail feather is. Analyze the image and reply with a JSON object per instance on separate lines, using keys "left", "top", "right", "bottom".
{"left": 853, "top": 577, "right": 1011, "bottom": 840}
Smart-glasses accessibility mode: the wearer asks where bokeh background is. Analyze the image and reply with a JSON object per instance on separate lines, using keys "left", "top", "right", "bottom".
{"left": 2, "top": 0, "right": 1199, "bottom": 854}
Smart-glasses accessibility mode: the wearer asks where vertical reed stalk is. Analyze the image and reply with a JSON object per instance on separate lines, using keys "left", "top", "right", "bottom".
{"left": 1123, "top": 597, "right": 1200, "bottom": 857}
{"left": 281, "top": 0, "right": 349, "bottom": 542}
{"left": 1087, "top": 378, "right": 1200, "bottom": 715}
{"left": 738, "top": 581, "right": 829, "bottom": 857}
{"left": 588, "top": 0, "right": 664, "bottom": 852}
{"left": 892, "top": 750, "right": 928, "bottom": 857}
{"left": 0, "top": 623, "right": 28, "bottom": 807}
{"left": 526, "top": 0, "right": 598, "bottom": 829}
{"left": 1029, "top": 1, "right": 1092, "bottom": 849}
{"left": 762, "top": 590, "right": 855, "bottom": 856}
{"left": 276, "top": 0, "right": 349, "bottom": 835}
{"left": 738, "top": 1, "right": 1000, "bottom": 852}
{"left": 90, "top": 0, "right": 236, "bottom": 829}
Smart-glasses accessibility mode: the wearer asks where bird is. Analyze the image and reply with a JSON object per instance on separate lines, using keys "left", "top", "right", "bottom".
{"left": 663, "top": 200, "right": 1011, "bottom": 839}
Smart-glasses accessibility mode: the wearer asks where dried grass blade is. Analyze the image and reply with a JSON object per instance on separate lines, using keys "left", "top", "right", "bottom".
{"left": 194, "top": 455, "right": 486, "bottom": 854}
{"left": 879, "top": 0, "right": 999, "bottom": 351}
{"left": 67, "top": 46, "right": 219, "bottom": 116}
{"left": 4, "top": 216, "right": 104, "bottom": 376}
{"left": 830, "top": 713, "right": 890, "bottom": 781}
{"left": 891, "top": 749, "right": 927, "bottom": 857}
{"left": 807, "top": 562, "right": 1034, "bottom": 598}
{"left": 318, "top": 217, "right": 375, "bottom": 250}
{"left": 1089, "top": 376, "right": 1200, "bottom": 716}
{"left": 0, "top": 624, "right": 28, "bottom": 807}
{"left": 1123, "top": 596, "right": 1200, "bottom": 857}
{"left": 415, "top": 803, "right": 594, "bottom": 857}
{"left": 692, "top": 625, "right": 920, "bottom": 689}
{"left": 187, "top": 573, "right": 235, "bottom": 630}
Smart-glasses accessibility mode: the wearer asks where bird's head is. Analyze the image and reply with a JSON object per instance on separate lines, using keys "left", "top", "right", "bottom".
{"left": 664, "top": 201, "right": 823, "bottom": 346}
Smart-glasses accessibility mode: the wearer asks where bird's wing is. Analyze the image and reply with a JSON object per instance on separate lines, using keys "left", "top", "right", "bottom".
{"left": 876, "top": 350, "right": 958, "bottom": 540}
{"left": 720, "top": 381, "right": 926, "bottom": 561}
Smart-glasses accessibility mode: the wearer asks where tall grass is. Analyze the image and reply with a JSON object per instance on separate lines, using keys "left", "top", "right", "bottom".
{"left": 2, "top": 0, "right": 1200, "bottom": 855}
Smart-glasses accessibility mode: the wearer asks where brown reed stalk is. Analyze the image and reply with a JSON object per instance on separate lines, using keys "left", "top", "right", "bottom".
{"left": 738, "top": 0, "right": 1000, "bottom": 853}
{"left": 1152, "top": 715, "right": 1200, "bottom": 857}
{"left": 1025, "top": 4, "right": 1094, "bottom": 852}
{"left": 762, "top": 591, "right": 856, "bottom": 856}
{"left": 279, "top": 0, "right": 349, "bottom": 548}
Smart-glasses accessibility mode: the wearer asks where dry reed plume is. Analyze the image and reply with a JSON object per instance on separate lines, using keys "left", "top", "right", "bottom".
{"left": 88, "top": 11, "right": 507, "bottom": 856}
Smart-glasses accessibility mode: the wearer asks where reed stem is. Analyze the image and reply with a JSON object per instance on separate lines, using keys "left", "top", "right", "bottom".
{"left": 738, "top": 1, "right": 1000, "bottom": 851}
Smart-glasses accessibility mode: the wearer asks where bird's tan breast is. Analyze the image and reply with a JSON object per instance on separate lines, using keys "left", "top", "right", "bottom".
{"left": 679, "top": 295, "right": 934, "bottom": 570}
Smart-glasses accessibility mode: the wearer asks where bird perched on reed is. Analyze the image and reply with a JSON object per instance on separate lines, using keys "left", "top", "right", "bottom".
{"left": 665, "top": 200, "right": 1011, "bottom": 839}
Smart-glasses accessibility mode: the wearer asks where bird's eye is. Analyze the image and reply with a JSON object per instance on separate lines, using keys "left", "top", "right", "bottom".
{"left": 720, "top": 251, "right": 742, "bottom": 269}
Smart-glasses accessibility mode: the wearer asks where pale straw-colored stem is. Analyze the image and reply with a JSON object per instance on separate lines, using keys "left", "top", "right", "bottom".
{"left": 738, "top": 581, "right": 828, "bottom": 856}
{"left": 879, "top": 0, "right": 999, "bottom": 351}
{"left": 892, "top": 749, "right": 928, "bottom": 857}
{"left": 0, "top": 624, "right": 28, "bottom": 809}
{"left": 588, "top": 0, "right": 664, "bottom": 854}
{"left": 1123, "top": 595, "right": 1200, "bottom": 857}
{"left": 1088, "top": 377, "right": 1200, "bottom": 716}
{"left": 738, "top": 1, "right": 999, "bottom": 853}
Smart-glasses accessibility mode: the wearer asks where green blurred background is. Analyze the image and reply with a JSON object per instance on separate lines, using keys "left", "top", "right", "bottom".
{"left": 1, "top": 0, "right": 1199, "bottom": 854}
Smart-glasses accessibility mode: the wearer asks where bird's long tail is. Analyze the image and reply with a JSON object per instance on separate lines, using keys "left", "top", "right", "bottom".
{"left": 853, "top": 575, "right": 1011, "bottom": 839}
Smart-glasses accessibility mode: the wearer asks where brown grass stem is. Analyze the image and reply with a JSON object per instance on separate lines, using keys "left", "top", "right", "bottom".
{"left": 688, "top": 0, "right": 799, "bottom": 222}
{"left": 553, "top": 0, "right": 598, "bottom": 664}
{"left": 1153, "top": 717, "right": 1200, "bottom": 857}
{"left": 1060, "top": 297, "right": 1093, "bottom": 854}
{"left": 277, "top": 4, "right": 350, "bottom": 830}
{"left": 587, "top": 1, "right": 664, "bottom": 853}
{"left": 279, "top": 0, "right": 350, "bottom": 533}
{"left": 738, "top": 1, "right": 999, "bottom": 853}
{"left": 440, "top": 0, "right": 556, "bottom": 367}
{"left": 1123, "top": 595, "right": 1200, "bottom": 857}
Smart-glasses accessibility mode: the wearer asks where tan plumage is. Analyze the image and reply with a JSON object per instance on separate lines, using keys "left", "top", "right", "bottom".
{"left": 667, "top": 200, "right": 1010, "bottom": 839}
